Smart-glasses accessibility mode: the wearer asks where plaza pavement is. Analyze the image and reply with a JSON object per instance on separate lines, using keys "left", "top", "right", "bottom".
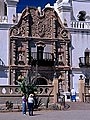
{"left": 0, "top": 110, "right": 90, "bottom": 120}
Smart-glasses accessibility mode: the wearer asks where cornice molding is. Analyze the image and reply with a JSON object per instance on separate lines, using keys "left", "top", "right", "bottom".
{"left": 0, "top": 24, "right": 13, "bottom": 30}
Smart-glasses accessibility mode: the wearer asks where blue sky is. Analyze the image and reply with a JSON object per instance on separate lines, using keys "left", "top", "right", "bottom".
{"left": 17, "top": 0, "right": 56, "bottom": 12}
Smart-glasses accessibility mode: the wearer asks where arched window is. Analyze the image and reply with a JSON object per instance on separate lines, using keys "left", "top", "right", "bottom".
{"left": 36, "top": 41, "right": 45, "bottom": 60}
{"left": 37, "top": 46, "right": 44, "bottom": 60}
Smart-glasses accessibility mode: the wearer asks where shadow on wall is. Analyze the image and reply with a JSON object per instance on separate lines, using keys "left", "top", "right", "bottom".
{"left": 0, "top": 58, "right": 5, "bottom": 66}
{"left": 0, "top": 58, "right": 7, "bottom": 78}
{"left": 0, "top": 71, "right": 7, "bottom": 78}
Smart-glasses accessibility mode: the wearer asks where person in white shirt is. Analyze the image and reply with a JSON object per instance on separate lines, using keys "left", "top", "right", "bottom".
{"left": 71, "top": 88, "right": 76, "bottom": 102}
{"left": 28, "top": 94, "right": 34, "bottom": 116}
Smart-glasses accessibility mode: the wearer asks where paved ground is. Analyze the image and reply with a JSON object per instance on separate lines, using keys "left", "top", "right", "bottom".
{"left": 0, "top": 102, "right": 90, "bottom": 120}
{"left": 0, "top": 110, "right": 90, "bottom": 120}
{"left": 65, "top": 101, "right": 90, "bottom": 110}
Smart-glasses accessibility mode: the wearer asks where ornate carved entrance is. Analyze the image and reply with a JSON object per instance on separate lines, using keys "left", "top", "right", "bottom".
{"left": 9, "top": 6, "right": 70, "bottom": 93}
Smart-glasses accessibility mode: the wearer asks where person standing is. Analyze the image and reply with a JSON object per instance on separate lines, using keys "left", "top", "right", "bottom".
{"left": 71, "top": 88, "right": 76, "bottom": 102}
{"left": 28, "top": 94, "right": 34, "bottom": 116}
{"left": 22, "top": 94, "right": 27, "bottom": 115}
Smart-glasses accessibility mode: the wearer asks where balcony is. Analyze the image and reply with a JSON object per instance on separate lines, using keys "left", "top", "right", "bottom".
{"left": 31, "top": 52, "right": 54, "bottom": 66}
{"left": 71, "top": 21, "right": 90, "bottom": 29}
{"left": 79, "top": 57, "right": 90, "bottom": 67}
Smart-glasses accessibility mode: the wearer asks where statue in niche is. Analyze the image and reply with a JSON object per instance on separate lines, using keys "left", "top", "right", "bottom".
{"left": 18, "top": 52, "right": 25, "bottom": 65}
{"left": 17, "top": 73, "right": 25, "bottom": 83}
{"left": 19, "top": 53, "right": 24, "bottom": 61}
{"left": 18, "top": 44, "right": 25, "bottom": 64}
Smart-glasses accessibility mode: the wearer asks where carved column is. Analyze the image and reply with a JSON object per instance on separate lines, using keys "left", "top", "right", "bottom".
{"left": 53, "top": 42, "right": 56, "bottom": 62}
{"left": 26, "top": 18, "right": 30, "bottom": 36}
{"left": 65, "top": 71, "right": 69, "bottom": 92}
{"left": 26, "top": 40, "right": 29, "bottom": 65}
{"left": 52, "top": 16, "right": 56, "bottom": 38}
{"left": 11, "top": 70, "right": 16, "bottom": 85}
{"left": 11, "top": 40, "right": 16, "bottom": 65}
{"left": 10, "top": 69, "right": 15, "bottom": 85}
{"left": 65, "top": 43, "right": 68, "bottom": 66}
{"left": 52, "top": 75, "right": 58, "bottom": 103}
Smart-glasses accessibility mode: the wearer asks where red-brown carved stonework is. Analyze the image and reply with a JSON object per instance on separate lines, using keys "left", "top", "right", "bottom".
{"left": 10, "top": 27, "right": 18, "bottom": 36}
{"left": 60, "top": 29, "right": 68, "bottom": 38}
{"left": 10, "top": 7, "right": 70, "bottom": 40}
{"left": 38, "top": 20, "right": 45, "bottom": 37}
{"left": 9, "top": 7, "right": 71, "bottom": 92}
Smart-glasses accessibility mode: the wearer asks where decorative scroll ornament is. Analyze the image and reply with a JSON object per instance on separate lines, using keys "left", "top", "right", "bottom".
{"left": 60, "top": 29, "right": 68, "bottom": 38}
{"left": 38, "top": 21, "right": 45, "bottom": 37}
{"left": 11, "top": 28, "right": 18, "bottom": 36}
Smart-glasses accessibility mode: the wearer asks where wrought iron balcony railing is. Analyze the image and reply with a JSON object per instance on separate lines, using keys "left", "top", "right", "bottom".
{"left": 79, "top": 57, "right": 90, "bottom": 67}
{"left": 31, "top": 52, "right": 54, "bottom": 61}
{"left": 31, "top": 52, "right": 54, "bottom": 66}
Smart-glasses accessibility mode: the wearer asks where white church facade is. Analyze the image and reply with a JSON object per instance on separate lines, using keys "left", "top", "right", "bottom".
{"left": 0, "top": 0, "right": 90, "bottom": 101}
{"left": 0, "top": 0, "right": 19, "bottom": 85}
{"left": 54, "top": 0, "right": 90, "bottom": 93}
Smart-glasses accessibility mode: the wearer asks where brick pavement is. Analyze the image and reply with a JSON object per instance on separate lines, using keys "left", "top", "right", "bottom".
{"left": 0, "top": 109, "right": 90, "bottom": 120}
{"left": 0, "top": 102, "right": 90, "bottom": 120}
{"left": 65, "top": 101, "right": 90, "bottom": 110}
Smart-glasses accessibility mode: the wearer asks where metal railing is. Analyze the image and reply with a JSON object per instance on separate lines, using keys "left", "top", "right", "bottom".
{"left": 71, "top": 21, "right": 90, "bottom": 29}
{"left": 31, "top": 52, "right": 54, "bottom": 61}
{"left": 79, "top": 57, "right": 90, "bottom": 67}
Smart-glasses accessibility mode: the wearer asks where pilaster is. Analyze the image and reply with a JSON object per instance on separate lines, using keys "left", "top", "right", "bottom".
{"left": 78, "top": 75, "right": 84, "bottom": 102}
{"left": 52, "top": 76, "right": 59, "bottom": 103}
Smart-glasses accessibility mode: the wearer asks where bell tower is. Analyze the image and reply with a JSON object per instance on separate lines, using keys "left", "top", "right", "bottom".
{"left": 4, "top": 0, "right": 19, "bottom": 23}
{"left": 54, "top": 0, "right": 72, "bottom": 27}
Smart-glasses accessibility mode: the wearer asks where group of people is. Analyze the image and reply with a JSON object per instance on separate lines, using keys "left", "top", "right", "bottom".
{"left": 22, "top": 87, "right": 76, "bottom": 116}
{"left": 22, "top": 93, "right": 34, "bottom": 116}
